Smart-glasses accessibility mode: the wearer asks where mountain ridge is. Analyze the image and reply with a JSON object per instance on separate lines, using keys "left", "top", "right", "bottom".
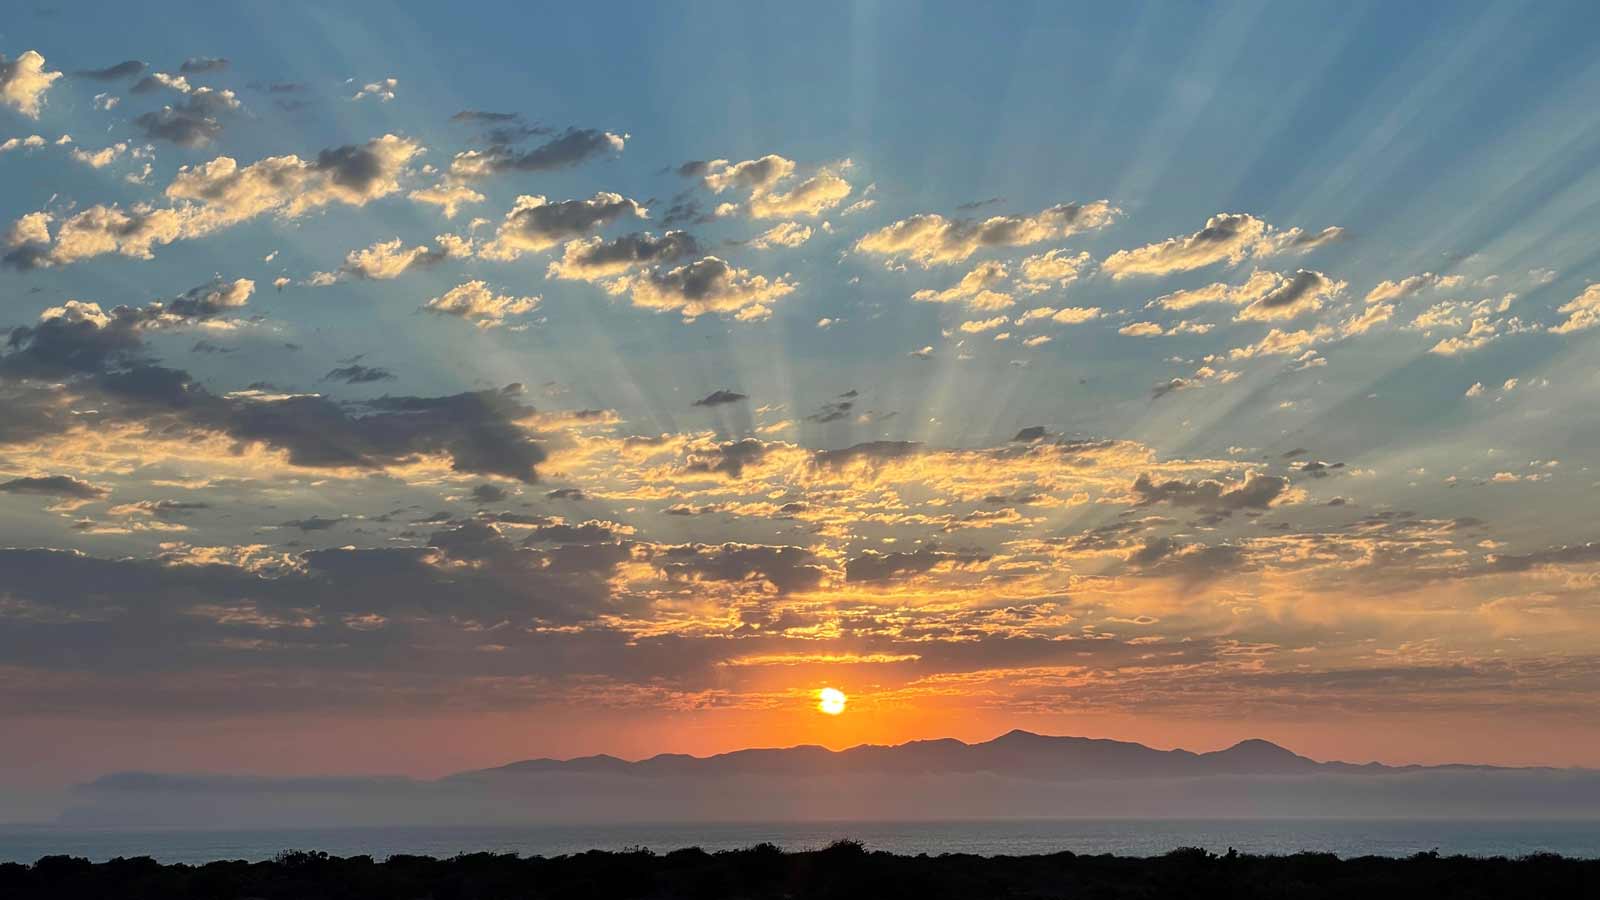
{"left": 450, "top": 730, "right": 1548, "bottom": 782}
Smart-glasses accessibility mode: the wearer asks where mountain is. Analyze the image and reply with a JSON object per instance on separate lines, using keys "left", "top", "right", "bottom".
{"left": 49, "top": 730, "right": 1596, "bottom": 828}
{"left": 453, "top": 730, "right": 1505, "bottom": 782}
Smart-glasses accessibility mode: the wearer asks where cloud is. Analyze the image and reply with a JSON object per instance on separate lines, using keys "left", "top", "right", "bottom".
{"left": 323, "top": 364, "right": 396, "bottom": 384}
{"left": 74, "top": 60, "right": 146, "bottom": 81}
{"left": 654, "top": 542, "right": 828, "bottom": 594}
{"left": 693, "top": 390, "right": 748, "bottom": 408}
{"left": 908, "top": 345, "right": 934, "bottom": 359}
{"left": 912, "top": 261, "right": 1012, "bottom": 310}
{"left": 69, "top": 142, "right": 128, "bottom": 168}
{"left": 480, "top": 193, "right": 646, "bottom": 260}
{"left": 134, "top": 86, "right": 241, "bottom": 147}
{"left": 451, "top": 110, "right": 520, "bottom": 123}
{"left": 1365, "top": 272, "right": 1464, "bottom": 304}
{"left": 1124, "top": 537, "right": 1247, "bottom": 582}
{"left": 1229, "top": 325, "right": 1334, "bottom": 360}
{"left": 692, "top": 155, "right": 796, "bottom": 193}
{"left": 351, "top": 77, "right": 397, "bottom": 102}
{"left": 1017, "top": 249, "right": 1090, "bottom": 291}
{"left": 0, "top": 291, "right": 551, "bottom": 483}
{"left": 683, "top": 155, "right": 853, "bottom": 219}
{"left": 546, "top": 231, "right": 700, "bottom": 281}
{"left": 451, "top": 128, "right": 625, "bottom": 177}
{"left": 1, "top": 279, "right": 253, "bottom": 377}
{"left": 1234, "top": 270, "right": 1346, "bottom": 322}
{"left": 679, "top": 438, "right": 775, "bottom": 478}
{"left": 4, "top": 135, "right": 424, "bottom": 269}
{"left": 610, "top": 256, "right": 796, "bottom": 321}
{"left": 312, "top": 235, "right": 470, "bottom": 282}
{"left": 1339, "top": 301, "right": 1393, "bottom": 337}
{"left": 748, "top": 172, "right": 852, "bottom": 219}
{"left": 1485, "top": 542, "right": 1600, "bottom": 573}
{"left": 422, "top": 280, "right": 540, "bottom": 329}
{"left": 179, "top": 57, "right": 229, "bottom": 74}
{"left": 0, "top": 50, "right": 62, "bottom": 118}
{"left": 0, "top": 475, "right": 109, "bottom": 501}
{"left": 1130, "top": 470, "right": 1289, "bottom": 511}
{"left": 408, "top": 183, "right": 486, "bottom": 219}
{"left": 1103, "top": 214, "right": 1338, "bottom": 280}
{"left": 749, "top": 221, "right": 812, "bottom": 249}
{"left": 845, "top": 546, "right": 989, "bottom": 583}
{"left": 0, "top": 135, "right": 48, "bottom": 153}
{"left": 1428, "top": 318, "right": 1502, "bottom": 355}
{"left": 1551, "top": 285, "right": 1600, "bottom": 335}
{"left": 857, "top": 201, "right": 1118, "bottom": 266}
{"left": 959, "top": 316, "right": 1010, "bottom": 333}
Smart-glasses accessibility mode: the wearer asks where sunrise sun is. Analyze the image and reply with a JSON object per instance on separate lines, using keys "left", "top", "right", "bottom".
{"left": 817, "top": 687, "right": 847, "bottom": 715}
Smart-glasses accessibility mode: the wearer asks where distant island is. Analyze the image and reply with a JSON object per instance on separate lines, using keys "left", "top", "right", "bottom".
{"left": 47, "top": 731, "right": 1600, "bottom": 828}
{"left": 455, "top": 729, "right": 1549, "bottom": 780}
{"left": 4, "top": 843, "right": 1597, "bottom": 899}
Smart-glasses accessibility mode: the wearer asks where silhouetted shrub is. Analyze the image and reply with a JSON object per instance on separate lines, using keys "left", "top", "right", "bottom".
{"left": 2, "top": 844, "right": 1596, "bottom": 899}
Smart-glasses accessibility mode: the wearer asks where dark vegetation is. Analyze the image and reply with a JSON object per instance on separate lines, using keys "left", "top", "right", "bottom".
{"left": 2, "top": 842, "right": 1596, "bottom": 899}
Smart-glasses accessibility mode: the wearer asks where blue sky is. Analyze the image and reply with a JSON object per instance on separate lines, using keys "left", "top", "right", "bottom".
{"left": 3, "top": 1, "right": 1600, "bottom": 784}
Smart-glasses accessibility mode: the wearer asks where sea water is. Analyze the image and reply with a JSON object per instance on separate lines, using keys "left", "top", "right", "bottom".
{"left": 2, "top": 819, "right": 1597, "bottom": 863}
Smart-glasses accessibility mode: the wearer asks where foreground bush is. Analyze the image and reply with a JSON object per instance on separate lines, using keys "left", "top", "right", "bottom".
{"left": 1, "top": 842, "right": 1595, "bottom": 899}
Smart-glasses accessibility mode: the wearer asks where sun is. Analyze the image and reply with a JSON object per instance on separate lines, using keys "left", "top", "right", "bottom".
{"left": 817, "top": 687, "right": 847, "bottom": 715}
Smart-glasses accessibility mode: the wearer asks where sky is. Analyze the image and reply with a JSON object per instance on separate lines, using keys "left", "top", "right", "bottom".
{"left": 3, "top": 0, "right": 1600, "bottom": 788}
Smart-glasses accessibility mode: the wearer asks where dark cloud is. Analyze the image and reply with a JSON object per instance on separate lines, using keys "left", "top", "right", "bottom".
{"left": 546, "top": 488, "right": 588, "bottom": 501}
{"left": 1291, "top": 460, "right": 1345, "bottom": 478}
{"left": 323, "top": 365, "right": 396, "bottom": 384}
{"left": 74, "top": 60, "right": 145, "bottom": 81}
{"left": 2, "top": 304, "right": 150, "bottom": 377}
{"left": 1151, "top": 378, "right": 1192, "bottom": 400}
{"left": 813, "top": 441, "right": 923, "bottom": 468}
{"left": 470, "top": 484, "right": 508, "bottom": 504}
{"left": 524, "top": 520, "right": 628, "bottom": 544}
{"left": 0, "top": 278, "right": 248, "bottom": 376}
{"left": 693, "top": 389, "right": 747, "bottom": 408}
{"left": 654, "top": 542, "right": 827, "bottom": 594}
{"left": 133, "top": 88, "right": 239, "bottom": 147}
{"left": 465, "top": 128, "right": 624, "bottom": 175}
{"left": 0, "top": 521, "right": 638, "bottom": 687}
{"left": 1125, "top": 538, "right": 1248, "bottom": 582}
{"left": 279, "top": 515, "right": 345, "bottom": 532}
{"left": 451, "top": 110, "right": 520, "bottom": 123}
{"left": 660, "top": 195, "right": 713, "bottom": 227}
{"left": 178, "top": 57, "right": 228, "bottom": 74}
{"left": 115, "top": 499, "right": 209, "bottom": 520}
{"left": 1131, "top": 471, "right": 1289, "bottom": 511}
{"left": 1011, "top": 426, "right": 1047, "bottom": 442}
{"left": 682, "top": 439, "right": 769, "bottom": 478}
{"left": 0, "top": 343, "right": 550, "bottom": 481}
{"left": 846, "top": 546, "right": 989, "bottom": 583}
{"left": 493, "top": 194, "right": 644, "bottom": 248}
{"left": 190, "top": 340, "right": 234, "bottom": 354}
{"left": 555, "top": 231, "right": 700, "bottom": 275}
{"left": 665, "top": 503, "right": 724, "bottom": 516}
{"left": 0, "top": 475, "right": 108, "bottom": 500}
{"left": 314, "top": 141, "right": 392, "bottom": 192}
{"left": 1485, "top": 542, "right": 1600, "bottom": 574}
{"left": 805, "top": 399, "right": 854, "bottom": 423}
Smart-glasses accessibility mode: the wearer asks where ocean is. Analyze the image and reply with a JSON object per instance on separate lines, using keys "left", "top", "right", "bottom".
{"left": 1, "top": 819, "right": 1597, "bottom": 864}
